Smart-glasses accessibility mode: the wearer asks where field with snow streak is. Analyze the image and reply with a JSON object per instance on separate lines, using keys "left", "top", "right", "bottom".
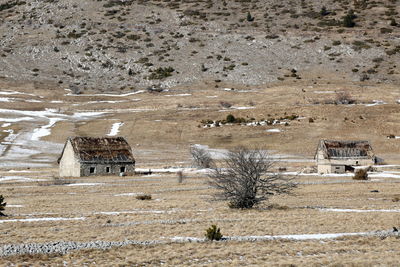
{"left": 2, "top": 167, "right": 400, "bottom": 265}
{"left": 1, "top": 80, "right": 400, "bottom": 265}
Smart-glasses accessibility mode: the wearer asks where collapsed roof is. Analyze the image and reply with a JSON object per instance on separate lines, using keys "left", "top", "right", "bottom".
{"left": 317, "top": 140, "right": 374, "bottom": 159}
{"left": 59, "top": 136, "right": 135, "bottom": 164}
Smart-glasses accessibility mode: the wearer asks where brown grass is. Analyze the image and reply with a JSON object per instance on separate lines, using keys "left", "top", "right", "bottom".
{"left": 0, "top": 80, "right": 400, "bottom": 265}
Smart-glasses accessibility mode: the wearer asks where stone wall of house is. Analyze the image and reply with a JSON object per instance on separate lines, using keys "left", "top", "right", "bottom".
{"left": 80, "top": 163, "right": 135, "bottom": 176}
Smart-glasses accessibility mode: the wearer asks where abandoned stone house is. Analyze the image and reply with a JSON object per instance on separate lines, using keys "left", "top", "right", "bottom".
{"left": 315, "top": 140, "right": 375, "bottom": 174}
{"left": 58, "top": 136, "right": 135, "bottom": 177}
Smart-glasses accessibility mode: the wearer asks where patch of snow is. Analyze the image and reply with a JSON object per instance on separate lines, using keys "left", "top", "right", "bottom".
{"left": 0, "top": 176, "right": 43, "bottom": 182}
{"left": 0, "top": 97, "right": 16, "bottom": 102}
{"left": 66, "top": 183, "right": 105, "bottom": 187}
{"left": 86, "top": 100, "right": 127, "bottom": 104}
{"left": 313, "top": 91, "right": 335, "bottom": 94}
{"left": 7, "top": 205, "right": 23, "bottom": 208}
{"left": 96, "top": 209, "right": 179, "bottom": 215}
{"left": 232, "top": 106, "right": 255, "bottom": 110}
{"left": 373, "top": 165, "right": 400, "bottom": 168}
{"left": 320, "top": 208, "right": 400, "bottom": 213}
{"left": 65, "top": 89, "right": 145, "bottom": 97}
{"left": 50, "top": 100, "right": 63, "bottom": 103}
{"left": 31, "top": 118, "right": 65, "bottom": 141}
{"left": 107, "top": 122, "right": 124, "bottom": 136}
{"left": 266, "top": 129, "right": 282, "bottom": 133}
{"left": 368, "top": 173, "right": 400, "bottom": 179}
{"left": 0, "top": 217, "right": 85, "bottom": 223}
{"left": 0, "top": 117, "right": 34, "bottom": 123}
{"left": 114, "top": 192, "right": 144, "bottom": 197}
{"left": 206, "top": 95, "right": 218, "bottom": 98}
{"left": 365, "top": 100, "right": 387, "bottom": 107}
{"left": 0, "top": 91, "right": 38, "bottom": 97}
{"left": 165, "top": 94, "right": 192, "bottom": 97}
{"left": 227, "top": 232, "right": 367, "bottom": 241}
{"left": 1, "top": 123, "right": 11, "bottom": 127}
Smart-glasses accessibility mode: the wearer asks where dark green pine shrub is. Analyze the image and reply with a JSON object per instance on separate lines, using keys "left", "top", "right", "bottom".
{"left": 342, "top": 10, "right": 356, "bottom": 27}
{"left": 226, "top": 114, "right": 236, "bottom": 123}
{"left": 205, "top": 225, "right": 223, "bottom": 241}
{"left": 246, "top": 12, "right": 254, "bottom": 22}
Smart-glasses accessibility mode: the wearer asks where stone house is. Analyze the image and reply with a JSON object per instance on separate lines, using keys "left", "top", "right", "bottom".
{"left": 58, "top": 136, "right": 135, "bottom": 177}
{"left": 315, "top": 140, "right": 375, "bottom": 174}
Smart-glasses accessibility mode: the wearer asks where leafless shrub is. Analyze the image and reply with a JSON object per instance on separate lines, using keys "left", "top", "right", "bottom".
{"left": 190, "top": 145, "right": 214, "bottom": 169}
{"left": 208, "top": 147, "right": 297, "bottom": 209}
{"left": 136, "top": 194, "right": 152, "bottom": 200}
{"left": 335, "top": 91, "right": 355, "bottom": 104}
{"left": 219, "top": 101, "right": 232, "bottom": 108}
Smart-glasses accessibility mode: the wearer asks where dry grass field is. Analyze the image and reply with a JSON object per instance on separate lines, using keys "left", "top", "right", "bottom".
{"left": 1, "top": 78, "right": 400, "bottom": 266}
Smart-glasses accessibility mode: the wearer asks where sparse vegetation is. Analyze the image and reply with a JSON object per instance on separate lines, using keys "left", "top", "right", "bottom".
{"left": 0, "top": 195, "right": 6, "bottom": 216}
{"left": 205, "top": 224, "right": 223, "bottom": 241}
{"left": 353, "top": 169, "right": 368, "bottom": 180}
{"left": 148, "top": 67, "right": 175, "bottom": 80}
{"left": 136, "top": 194, "right": 152, "bottom": 200}
{"left": 208, "top": 147, "right": 297, "bottom": 209}
{"left": 342, "top": 10, "right": 356, "bottom": 27}
{"left": 190, "top": 145, "right": 214, "bottom": 169}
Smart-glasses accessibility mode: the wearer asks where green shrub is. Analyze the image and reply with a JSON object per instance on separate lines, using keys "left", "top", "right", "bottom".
{"left": 148, "top": 67, "right": 175, "bottom": 80}
{"left": 136, "top": 194, "right": 152, "bottom": 200}
{"left": 205, "top": 225, "right": 223, "bottom": 241}
{"left": 0, "top": 195, "right": 6, "bottom": 216}
{"left": 226, "top": 114, "right": 236, "bottom": 123}
{"left": 246, "top": 12, "right": 254, "bottom": 22}
{"left": 342, "top": 10, "right": 356, "bottom": 28}
{"left": 320, "top": 6, "right": 329, "bottom": 16}
{"left": 353, "top": 169, "right": 368, "bottom": 180}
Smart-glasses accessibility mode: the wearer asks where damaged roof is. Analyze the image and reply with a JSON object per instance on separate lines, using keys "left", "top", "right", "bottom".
{"left": 60, "top": 136, "right": 135, "bottom": 164}
{"left": 317, "top": 140, "right": 374, "bottom": 159}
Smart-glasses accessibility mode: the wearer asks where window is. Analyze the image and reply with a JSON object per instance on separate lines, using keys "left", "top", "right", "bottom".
{"left": 106, "top": 167, "right": 111, "bottom": 173}
{"left": 356, "top": 161, "right": 359, "bottom": 165}
{"left": 120, "top": 166, "right": 126, "bottom": 173}
{"left": 335, "top": 167, "right": 341, "bottom": 170}
{"left": 89, "top": 167, "right": 96, "bottom": 174}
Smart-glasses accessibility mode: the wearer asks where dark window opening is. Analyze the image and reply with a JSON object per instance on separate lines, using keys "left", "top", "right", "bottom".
{"left": 89, "top": 167, "right": 96, "bottom": 174}
{"left": 335, "top": 167, "right": 341, "bottom": 170}
{"left": 120, "top": 166, "right": 126, "bottom": 173}
{"left": 106, "top": 167, "right": 111, "bottom": 173}
{"left": 356, "top": 161, "right": 359, "bottom": 165}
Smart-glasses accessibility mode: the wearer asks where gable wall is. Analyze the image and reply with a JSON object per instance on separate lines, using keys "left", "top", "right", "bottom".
{"left": 59, "top": 140, "right": 81, "bottom": 177}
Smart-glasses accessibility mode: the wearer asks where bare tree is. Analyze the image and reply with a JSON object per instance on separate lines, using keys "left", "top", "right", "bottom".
{"left": 190, "top": 145, "right": 215, "bottom": 169}
{"left": 208, "top": 147, "right": 296, "bottom": 209}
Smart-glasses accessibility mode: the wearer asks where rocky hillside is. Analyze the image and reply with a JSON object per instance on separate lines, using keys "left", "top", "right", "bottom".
{"left": 0, "top": 0, "right": 399, "bottom": 93}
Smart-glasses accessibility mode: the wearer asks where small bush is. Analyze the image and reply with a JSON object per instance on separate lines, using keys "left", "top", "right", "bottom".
{"left": 226, "top": 114, "right": 236, "bottom": 123}
{"left": 136, "top": 194, "right": 152, "bottom": 200}
{"left": 342, "top": 10, "right": 356, "bottom": 28}
{"left": 190, "top": 146, "right": 214, "bottom": 169}
{"left": 0, "top": 195, "right": 6, "bottom": 216}
{"left": 205, "top": 225, "right": 223, "bottom": 241}
{"left": 148, "top": 67, "right": 175, "bottom": 80}
{"left": 353, "top": 169, "right": 368, "bottom": 180}
{"left": 246, "top": 12, "right": 254, "bottom": 22}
